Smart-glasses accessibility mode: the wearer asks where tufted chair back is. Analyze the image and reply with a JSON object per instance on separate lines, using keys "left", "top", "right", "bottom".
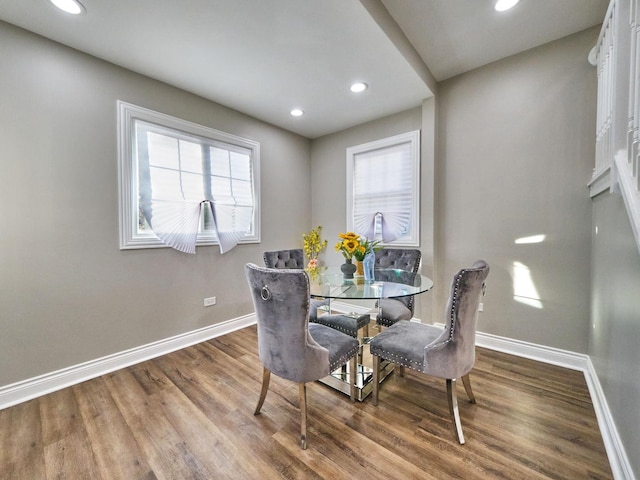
{"left": 375, "top": 248, "right": 422, "bottom": 273}
{"left": 374, "top": 248, "right": 422, "bottom": 326}
{"left": 424, "top": 260, "right": 489, "bottom": 379}
{"left": 263, "top": 249, "right": 305, "bottom": 269}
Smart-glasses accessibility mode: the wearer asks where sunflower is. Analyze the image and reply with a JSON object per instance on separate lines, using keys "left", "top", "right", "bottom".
{"left": 338, "top": 232, "right": 359, "bottom": 241}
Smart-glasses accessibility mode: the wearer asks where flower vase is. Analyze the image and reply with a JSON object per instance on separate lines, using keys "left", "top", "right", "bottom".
{"left": 363, "top": 250, "right": 375, "bottom": 282}
{"left": 341, "top": 259, "right": 357, "bottom": 279}
{"left": 354, "top": 260, "right": 365, "bottom": 285}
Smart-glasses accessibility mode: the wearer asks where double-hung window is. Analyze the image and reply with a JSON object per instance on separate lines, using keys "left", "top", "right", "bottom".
{"left": 118, "top": 101, "right": 260, "bottom": 253}
{"left": 346, "top": 130, "right": 420, "bottom": 246}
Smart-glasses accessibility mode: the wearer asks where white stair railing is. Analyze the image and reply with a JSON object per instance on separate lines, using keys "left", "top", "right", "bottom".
{"left": 592, "top": 0, "right": 640, "bottom": 256}
{"left": 595, "top": 2, "right": 616, "bottom": 178}
{"left": 629, "top": 0, "right": 639, "bottom": 185}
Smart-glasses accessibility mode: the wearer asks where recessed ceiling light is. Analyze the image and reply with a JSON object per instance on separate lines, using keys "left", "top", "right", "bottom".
{"left": 350, "top": 82, "right": 368, "bottom": 93}
{"left": 495, "top": 0, "right": 519, "bottom": 12}
{"left": 50, "top": 0, "right": 86, "bottom": 15}
{"left": 290, "top": 108, "right": 304, "bottom": 117}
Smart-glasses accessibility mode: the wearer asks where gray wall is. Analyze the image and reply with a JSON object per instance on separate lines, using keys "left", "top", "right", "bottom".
{"left": 310, "top": 27, "right": 598, "bottom": 351}
{"left": 436, "top": 27, "right": 598, "bottom": 352}
{"left": 309, "top": 106, "right": 434, "bottom": 317}
{"left": 590, "top": 192, "right": 640, "bottom": 475}
{"left": 0, "top": 21, "right": 311, "bottom": 387}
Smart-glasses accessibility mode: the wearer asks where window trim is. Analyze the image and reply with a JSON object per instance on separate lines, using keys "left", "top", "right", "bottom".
{"left": 346, "top": 130, "right": 420, "bottom": 247}
{"left": 117, "top": 100, "right": 261, "bottom": 250}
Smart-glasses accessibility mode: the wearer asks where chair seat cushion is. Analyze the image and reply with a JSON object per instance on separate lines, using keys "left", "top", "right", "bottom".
{"left": 376, "top": 298, "right": 412, "bottom": 327}
{"left": 309, "top": 323, "right": 359, "bottom": 372}
{"left": 312, "top": 313, "right": 370, "bottom": 337}
{"left": 370, "top": 320, "right": 442, "bottom": 371}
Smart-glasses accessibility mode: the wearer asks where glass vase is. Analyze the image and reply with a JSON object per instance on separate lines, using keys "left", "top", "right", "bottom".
{"left": 363, "top": 250, "right": 375, "bottom": 282}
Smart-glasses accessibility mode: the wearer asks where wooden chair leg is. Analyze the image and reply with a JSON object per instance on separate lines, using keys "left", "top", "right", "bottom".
{"left": 372, "top": 354, "right": 381, "bottom": 405}
{"left": 298, "top": 383, "right": 308, "bottom": 449}
{"left": 461, "top": 374, "right": 476, "bottom": 403}
{"left": 254, "top": 367, "right": 270, "bottom": 415}
{"left": 398, "top": 365, "right": 405, "bottom": 377}
{"left": 446, "top": 378, "right": 465, "bottom": 444}
{"left": 349, "top": 356, "right": 357, "bottom": 402}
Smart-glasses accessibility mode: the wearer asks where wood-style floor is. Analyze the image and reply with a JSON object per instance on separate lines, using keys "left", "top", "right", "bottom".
{"left": 0, "top": 325, "right": 612, "bottom": 479}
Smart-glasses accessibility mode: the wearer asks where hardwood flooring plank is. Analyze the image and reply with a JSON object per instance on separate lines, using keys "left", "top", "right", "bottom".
{"left": 128, "top": 361, "right": 172, "bottom": 397}
{"left": 104, "top": 368, "right": 215, "bottom": 480}
{"left": 39, "top": 388, "right": 83, "bottom": 448}
{"left": 309, "top": 407, "right": 440, "bottom": 480}
{"left": 0, "top": 399, "right": 45, "bottom": 480}
{"left": 74, "top": 377, "right": 157, "bottom": 480}
{"left": 217, "top": 407, "right": 323, "bottom": 479}
{"left": 154, "top": 386, "right": 263, "bottom": 479}
{"left": 44, "top": 430, "right": 103, "bottom": 480}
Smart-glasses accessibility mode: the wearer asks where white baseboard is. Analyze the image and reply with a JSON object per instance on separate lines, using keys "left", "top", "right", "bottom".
{"left": 1, "top": 313, "right": 634, "bottom": 479}
{"left": 330, "top": 301, "right": 374, "bottom": 315}
{"left": 584, "top": 357, "right": 636, "bottom": 480}
{"left": 474, "top": 329, "right": 590, "bottom": 371}
{"left": 0, "top": 314, "right": 256, "bottom": 411}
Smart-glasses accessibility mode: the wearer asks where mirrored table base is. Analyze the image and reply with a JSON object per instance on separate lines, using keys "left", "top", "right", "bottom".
{"left": 318, "top": 344, "right": 394, "bottom": 402}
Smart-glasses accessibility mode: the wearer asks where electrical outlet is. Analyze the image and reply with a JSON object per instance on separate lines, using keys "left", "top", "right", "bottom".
{"left": 479, "top": 302, "right": 484, "bottom": 312}
{"left": 204, "top": 296, "right": 216, "bottom": 307}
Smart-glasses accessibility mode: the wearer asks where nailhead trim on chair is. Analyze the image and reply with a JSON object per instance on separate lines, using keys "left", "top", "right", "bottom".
{"left": 314, "top": 322, "right": 353, "bottom": 337}
{"left": 372, "top": 349, "right": 424, "bottom": 372}
{"left": 447, "top": 267, "right": 487, "bottom": 341}
{"left": 448, "top": 270, "right": 464, "bottom": 340}
{"left": 322, "top": 323, "right": 354, "bottom": 336}
{"left": 312, "top": 313, "right": 370, "bottom": 338}
{"left": 328, "top": 345, "right": 360, "bottom": 372}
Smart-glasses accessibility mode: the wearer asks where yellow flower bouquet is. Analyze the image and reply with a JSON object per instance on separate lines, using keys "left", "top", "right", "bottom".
{"left": 335, "top": 232, "right": 380, "bottom": 261}
{"left": 302, "top": 226, "right": 327, "bottom": 271}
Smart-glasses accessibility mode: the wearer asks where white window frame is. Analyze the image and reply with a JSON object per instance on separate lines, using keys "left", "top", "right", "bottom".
{"left": 117, "top": 101, "right": 261, "bottom": 250}
{"left": 346, "top": 130, "right": 420, "bottom": 247}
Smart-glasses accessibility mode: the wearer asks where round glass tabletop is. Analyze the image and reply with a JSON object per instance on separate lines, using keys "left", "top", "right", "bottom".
{"left": 308, "top": 267, "right": 433, "bottom": 300}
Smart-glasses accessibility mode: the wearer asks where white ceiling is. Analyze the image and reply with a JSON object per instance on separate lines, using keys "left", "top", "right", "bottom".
{"left": 0, "top": 0, "right": 608, "bottom": 138}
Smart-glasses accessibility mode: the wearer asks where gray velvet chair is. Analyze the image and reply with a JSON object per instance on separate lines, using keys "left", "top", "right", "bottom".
{"left": 245, "top": 263, "right": 358, "bottom": 450}
{"left": 374, "top": 248, "right": 422, "bottom": 328}
{"left": 264, "top": 249, "right": 370, "bottom": 339}
{"left": 370, "top": 260, "right": 489, "bottom": 444}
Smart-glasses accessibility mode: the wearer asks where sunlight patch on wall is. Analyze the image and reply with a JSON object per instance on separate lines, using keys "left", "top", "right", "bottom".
{"left": 513, "top": 261, "right": 543, "bottom": 309}
{"left": 515, "top": 234, "right": 546, "bottom": 244}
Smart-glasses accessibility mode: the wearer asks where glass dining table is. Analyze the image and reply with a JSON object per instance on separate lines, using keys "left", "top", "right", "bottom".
{"left": 309, "top": 267, "right": 434, "bottom": 401}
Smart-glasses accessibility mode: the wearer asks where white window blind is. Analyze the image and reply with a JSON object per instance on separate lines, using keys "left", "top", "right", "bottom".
{"left": 118, "top": 101, "right": 260, "bottom": 253}
{"left": 347, "top": 130, "right": 420, "bottom": 245}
